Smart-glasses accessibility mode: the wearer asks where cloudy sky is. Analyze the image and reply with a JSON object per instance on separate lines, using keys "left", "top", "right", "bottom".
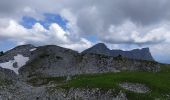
{"left": 0, "top": 0, "right": 170, "bottom": 63}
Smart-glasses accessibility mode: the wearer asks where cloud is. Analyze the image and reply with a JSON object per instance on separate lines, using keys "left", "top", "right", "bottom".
{"left": 0, "top": 0, "right": 170, "bottom": 63}
{"left": 150, "top": 43, "right": 170, "bottom": 63}
{"left": 1, "top": 0, "right": 170, "bottom": 41}
{"left": 0, "top": 19, "right": 92, "bottom": 51}
{"left": 56, "top": 0, "right": 170, "bottom": 46}
{"left": 100, "top": 20, "right": 169, "bottom": 45}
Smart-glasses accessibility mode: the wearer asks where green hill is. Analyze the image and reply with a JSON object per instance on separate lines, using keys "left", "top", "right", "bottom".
{"left": 28, "top": 64, "right": 170, "bottom": 100}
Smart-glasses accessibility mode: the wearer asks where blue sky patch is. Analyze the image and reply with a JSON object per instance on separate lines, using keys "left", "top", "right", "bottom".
{"left": 0, "top": 41, "right": 16, "bottom": 51}
{"left": 84, "top": 35, "right": 98, "bottom": 43}
{"left": 20, "top": 13, "right": 68, "bottom": 30}
{"left": 21, "top": 16, "right": 37, "bottom": 29}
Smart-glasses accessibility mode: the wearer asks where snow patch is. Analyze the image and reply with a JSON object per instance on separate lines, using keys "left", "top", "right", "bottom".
{"left": 30, "top": 48, "right": 37, "bottom": 52}
{"left": 0, "top": 54, "right": 29, "bottom": 74}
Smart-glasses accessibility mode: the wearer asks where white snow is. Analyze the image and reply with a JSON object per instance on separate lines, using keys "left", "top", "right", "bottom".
{"left": 30, "top": 48, "right": 37, "bottom": 52}
{"left": 0, "top": 54, "right": 29, "bottom": 74}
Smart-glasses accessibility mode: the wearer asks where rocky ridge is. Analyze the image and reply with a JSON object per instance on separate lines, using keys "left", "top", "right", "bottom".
{"left": 82, "top": 43, "right": 154, "bottom": 61}
{"left": 0, "top": 43, "right": 160, "bottom": 100}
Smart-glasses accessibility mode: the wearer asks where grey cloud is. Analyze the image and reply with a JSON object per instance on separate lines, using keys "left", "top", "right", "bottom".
{"left": 56, "top": 0, "right": 170, "bottom": 46}
{"left": 0, "top": 0, "right": 170, "bottom": 45}
{"left": 119, "top": 0, "right": 170, "bottom": 25}
{"left": 1, "top": 0, "right": 170, "bottom": 27}
{"left": 0, "top": 0, "right": 170, "bottom": 63}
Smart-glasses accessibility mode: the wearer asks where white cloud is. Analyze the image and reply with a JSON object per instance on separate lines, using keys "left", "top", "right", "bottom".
{"left": 0, "top": 19, "right": 92, "bottom": 51}
{"left": 23, "top": 7, "right": 36, "bottom": 13}
{"left": 48, "top": 23, "right": 69, "bottom": 44}
{"left": 62, "top": 38, "right": 92, "bottom": 52}
{"left": 100, "top": 20, "right": 170, "bottom": 45}
{"left": 150, "top": 43, "right": 170, "bottom": 63}
{"left": 0, "top": 0, "right": 170, "bottom": 63}
{"left": 32, "top": 23, "right": 47, "bottom": 33}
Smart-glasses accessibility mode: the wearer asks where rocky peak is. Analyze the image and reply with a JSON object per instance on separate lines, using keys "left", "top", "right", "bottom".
{"left": 82, "top": 43, "right": 154, "bottom": 61}
{"left": 5, "top": 44, "right": 35, "bottom": 53}
{"left": 131, "top": 48, "right": 149, "bottom": 52}
{"left": 126, "top": 47, "right": 154, "bottom": 61}
{"left": 93, "top": 43, "right": 108, "bottom": 49}
{"left": 0, "top": 51, "right": 3, "bottom": 56}
{"left": 1, "top": 44, "right": 36, "bottom": 60}
{"left": 140, "top": 48, "right": 150, "bottom": 53}
{"left": 82, "top": 43, "right": 110, "bottom": 55}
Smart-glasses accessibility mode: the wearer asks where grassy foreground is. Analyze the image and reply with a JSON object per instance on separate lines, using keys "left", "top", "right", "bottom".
{"left": 28, "top": 64, "right": 170, "bottom": 100}
{"left": 61, "top": 64, "right": 170, "bottom": 100}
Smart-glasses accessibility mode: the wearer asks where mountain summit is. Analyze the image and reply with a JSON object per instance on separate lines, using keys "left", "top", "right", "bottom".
{"left": 82, "top": 43, "right": 110, "bottom": 55}
{"left": 82, "top": 43, "right": 154, "bottom": 61}
{"left": 0, "top": 43, "right": 157, "bottom": 76}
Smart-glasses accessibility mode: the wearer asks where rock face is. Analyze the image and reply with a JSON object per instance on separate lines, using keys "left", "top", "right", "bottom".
{"left": 0, "top": 44, "right": 160, "bottom": 100}
{"left": 0, "top": 51, "right": 3, "bottom": 56}
{"left": 0, "top": 44, "right": 160, "bottom": 79}
{"left": 119, "top": 82, "right": 150, "bottom": 93}
{"left": 17, "top": 45, "right": 160, "bottom": 81}
{"left": 0, "top": 82, "right": 128, "bottom": 100}
{"left": 0, "top": 44, "right": 35, "bottom": 63}
{"left": 82, "top": 43, "right": 111, "bottom": 55}
{"left": 82, "top": 43, "right": 154, "bottom": 61}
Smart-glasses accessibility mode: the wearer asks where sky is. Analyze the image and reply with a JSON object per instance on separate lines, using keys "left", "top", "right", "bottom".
{"left": 0, "top": 0, "right": 170, "bottom": 64}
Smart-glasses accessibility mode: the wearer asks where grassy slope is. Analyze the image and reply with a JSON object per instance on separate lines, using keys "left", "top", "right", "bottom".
{"left": 28, "top": 64, "right": 170, "bottom": 100}
{"left": 60, "top": 64, "right": 170, "bottom": 100}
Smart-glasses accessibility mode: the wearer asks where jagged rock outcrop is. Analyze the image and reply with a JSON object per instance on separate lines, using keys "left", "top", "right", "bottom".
{"left": 0, "top": 44, "right": 161, "bottom": 100}
{"left": 0, "top": 44, "right": 160, "bottom": 80}
{"left": 0, "top": 51, "right": 3, "bottom": 56}
{"left": 17, "top": 45, "right": 159, "bottom": 81}
{"left": 119, "top": 82, "right": 150, "bottom": 93}
{"left": 82, "top": 43, "right": 154, "bottom": 61}
{"left": 82, "top": 43, "right": 111, "bottom": 55}
{"left": 0, "top": 44, "right": 35, "bottom": 63}
{"left": 0, "top": 68, "right": 128, "bottom": 100}
{"left": 0, "top": 82, "right": 127, "bottom": 100}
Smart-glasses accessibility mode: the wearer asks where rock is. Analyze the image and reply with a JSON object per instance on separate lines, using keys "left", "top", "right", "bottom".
{"left": 116, "top": 91, "right": 127, "bottom": 100}
{"left": 0, "top": 44, "right": 161, "bottom": 99}
{"left": 0, "top": 44, "right": 160, "bottom": 81}
{"left": 82, "top": 43, "right": 154, "bottom": 61}
{"left": 45, "top": 88, "right": 128, "bottom": 100}
{"left": 13, "top": 62, "right": 18, "bottom": 68}
{"left": 66, "top": 76, "right": 71, "bottom": 81}
{"left": 82, "top": 43, "right": 111, "bottom": 55}
{"left": 0, "top": 81, "right": 128, "bottom": 100}
{"left": 119, "top": 82, "right": 150, "bottom": 93}
{"left": 0, "top": 95, "right": 2, "bottom": 100}
{"left": 0, "top": 44, "right": 35, "bottom": 63}
{"left": 0, "top": 51, "right": 3, "bottom": 56}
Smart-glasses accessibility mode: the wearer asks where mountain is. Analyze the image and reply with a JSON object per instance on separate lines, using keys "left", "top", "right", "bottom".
{"left": 82, "top": 43, "right": 111, "bottom": 55}
{"left": 0, "top": 44, "right": 161, "bottom": 100}
{"left": 82, "top": 43, "right": 154, "bottom": 61}
{"left": 0, "top": 51, "right": 3, "bottom": 56}
{"left": 0, "top": 44, "right": 159, "bottom": 78}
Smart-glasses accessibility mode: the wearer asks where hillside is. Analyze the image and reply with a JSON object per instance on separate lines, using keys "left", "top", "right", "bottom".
{"left": 0, "top": 44, "right": 168, "bottom": 100}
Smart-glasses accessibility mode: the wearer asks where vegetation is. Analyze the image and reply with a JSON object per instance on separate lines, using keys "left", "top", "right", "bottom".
{"left": 61, "top": 64, "right": 170, "bottom": 100}
{"left": 27, "top": 64, "right": 170, "bottom": 100}
{"left": 28, "top": 76, "right": 66, "bottom": 86}
{"left": 0, "top": 79, "right": 13, "bottom": 87}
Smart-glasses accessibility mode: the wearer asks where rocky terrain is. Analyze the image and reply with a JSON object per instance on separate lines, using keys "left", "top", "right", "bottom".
{"left": 82, "top": 43, "right": 154, "bottom": 61}
{"left": 0, "top": 43, "right": 163, "bottom": 100}
{"left": 119, "top": 82, "right": 150, "bottom": 93}
{"left": 0, "top": 51, "right": 3, "bottom": 57}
